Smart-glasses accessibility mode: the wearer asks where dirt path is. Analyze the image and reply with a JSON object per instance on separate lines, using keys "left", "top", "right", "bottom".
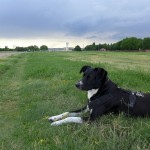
{"left": 0, "top": 52, "right": 20, "bottom": 58}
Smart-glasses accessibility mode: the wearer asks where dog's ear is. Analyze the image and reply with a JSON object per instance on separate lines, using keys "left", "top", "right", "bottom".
{"left": 94, "top": 67, "right": 107, "bottom": 79}
{"left": 80, "top": 66, "right": 91, "bottom": 73}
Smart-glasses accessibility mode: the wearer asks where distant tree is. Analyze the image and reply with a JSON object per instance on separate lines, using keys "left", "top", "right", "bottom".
{"left": 4, "top": 46, "right": 9, "bottom": 51}
{"left": 97, "top": 44, "right": 103, "bottom": 50}
{"left": 40, "top": 45, "right": 48, "bottom": 50}
{"left": 143, "top": 37, "right": 150, "bottom": 50}
{"left": 84, "top": 43, "right": 97, "bottom": 51}
{"left": 84, "top": 45, "right": 91, "bottom": 51}
{"left": 15, "top": 47, "right": 28, "bottom": 51}
{"left": 28, "top": 45, "right": 39, "bottom": 51}
{"left": 0, "top": 48, "right": 5, "bottom": 51}
{"left": 91, "top": 42, "right": 97, "bottom": 50}
{"left": 74, "top": 45, "right": 81, "bottom": 51}
{"left": 102, "top": 43, "right": 108, "bottom": 49}
{"left": 113, "top": 41, "right": 122, "bottom": 50}
{"left": 120, "top": 37, "right": 141, "bottom": 50}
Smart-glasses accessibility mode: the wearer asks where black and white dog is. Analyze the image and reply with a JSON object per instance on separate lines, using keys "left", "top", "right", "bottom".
{"left": 49, "top": 66, "right": 150, "bottom": 126}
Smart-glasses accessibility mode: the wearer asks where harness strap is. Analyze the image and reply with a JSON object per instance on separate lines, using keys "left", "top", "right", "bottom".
{"left": 121, "top": 94, "right": 136, "bottom": 109}
{"left": 129, "top": 94, "right": 136, "bottom": 108}
{"left": 120, "top": 88, "right": 145, "bottom": 109}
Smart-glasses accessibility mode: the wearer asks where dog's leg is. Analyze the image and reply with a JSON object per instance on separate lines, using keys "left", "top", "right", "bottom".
{"left": 89, "top": 106, "right": 105, "bottom": 121}
{"left": 48, "top": 112, "right": 69, "bottom": 122}
{"left": 49, "top": 105, "right": 89, "bottom": 123}
{"left": 69, "top": 105, "right": 90, "bottom": 116}
{"left": 51, "top": 117, "right": 83, "bottom": 126}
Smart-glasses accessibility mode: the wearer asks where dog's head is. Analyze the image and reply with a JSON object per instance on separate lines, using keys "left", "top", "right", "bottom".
{"left": 75, "top": 66, "right": 107, "bottom": 91}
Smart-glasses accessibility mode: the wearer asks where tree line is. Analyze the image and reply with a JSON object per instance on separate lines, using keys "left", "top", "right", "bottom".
{"left": 0, "top": 45, "right": 48, "bottom": 51}
{"left": 74, "top": 37, "right": 150, "bottom": 51}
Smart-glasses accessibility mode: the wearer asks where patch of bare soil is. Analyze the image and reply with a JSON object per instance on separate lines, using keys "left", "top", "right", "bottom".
{"left": 0, "top": 52, "right": 19, "bottom": 58}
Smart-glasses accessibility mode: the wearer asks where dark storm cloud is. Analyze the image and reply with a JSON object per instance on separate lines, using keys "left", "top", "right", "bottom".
{"left": 0, "top": 0, "right": 150, "bottom": 42}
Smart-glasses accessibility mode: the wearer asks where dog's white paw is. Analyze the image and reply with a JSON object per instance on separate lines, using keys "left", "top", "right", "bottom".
{"left": 48, "top": 112, "right": 69, "bottom": 122}
{"left": 51, "top": 117, "right": 83, "bottom": 126}
{"left": 51, "top": 121, "right": 62, "bottom": 126}
{"left": 48, "top": 116, "right": 57, "bottom": 122}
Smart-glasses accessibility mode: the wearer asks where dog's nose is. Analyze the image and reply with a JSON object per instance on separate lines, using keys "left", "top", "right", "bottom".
{"left": 75, "top": 81, "right": 83, "bottom": 89}
{"left": 75, "top": 83, "right": 80, "bottom": 88}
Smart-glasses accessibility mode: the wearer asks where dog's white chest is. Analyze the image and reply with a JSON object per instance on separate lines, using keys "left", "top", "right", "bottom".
{"left": 88, "top": 89, "right": 99, "bottom": 100}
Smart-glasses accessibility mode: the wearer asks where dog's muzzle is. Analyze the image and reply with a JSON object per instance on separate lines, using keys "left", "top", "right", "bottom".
{"left": 75, "top": 81, "right": 83, "bottom": 89}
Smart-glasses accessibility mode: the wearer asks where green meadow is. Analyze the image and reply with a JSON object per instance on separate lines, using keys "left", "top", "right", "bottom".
{"left": 0, "top": 51, "right": 150, "bottom": 150}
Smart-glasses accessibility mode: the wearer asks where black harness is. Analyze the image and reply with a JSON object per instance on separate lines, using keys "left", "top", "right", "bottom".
{"left": 120, "top": 89, "right": 144, "bottom": 108}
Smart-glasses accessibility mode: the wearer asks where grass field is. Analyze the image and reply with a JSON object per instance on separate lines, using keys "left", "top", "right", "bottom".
{"left": 0, "top": 51, "right": 150, "bottom": 150}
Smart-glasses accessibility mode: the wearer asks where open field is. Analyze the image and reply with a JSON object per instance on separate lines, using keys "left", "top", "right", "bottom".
{"left": 0, "top": 51, "right": 150, "bottom": 150}
{"left": 64, "top": 52, "right": 150, "bottom": 72}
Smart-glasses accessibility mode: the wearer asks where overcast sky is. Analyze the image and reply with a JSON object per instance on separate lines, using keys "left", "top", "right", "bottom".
{"left": 0, "top": 0, "right": 150, "bottom": 48}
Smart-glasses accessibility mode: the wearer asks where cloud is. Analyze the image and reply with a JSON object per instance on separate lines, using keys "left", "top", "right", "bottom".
{"left": 0, "top": 0, "right": 150, "bottom": 47}
{"left": 86, "top": 36, "right": 97, "bottom": 39}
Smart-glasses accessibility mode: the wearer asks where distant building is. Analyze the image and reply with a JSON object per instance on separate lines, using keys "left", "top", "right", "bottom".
{"left": 48, "top": 47, "right": 73, "bottom": 51}
{"left": 13, "top": 45, "right": 16, "bottom": 49}
{"left": 66, "top": 42, "right": 69, "bottom": 51}
{"left": 48, "top": 48, "right": 65, "bottom": 51}
{"left": 99, "top": 48, "right": 106, "bottom": 51}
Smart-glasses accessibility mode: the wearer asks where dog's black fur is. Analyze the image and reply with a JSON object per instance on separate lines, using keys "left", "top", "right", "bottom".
{"left": 74, "top": 66, "right": 150, "bottom": 121}
{"left": 49, "top": 66, "right": 150, "bottom": 125}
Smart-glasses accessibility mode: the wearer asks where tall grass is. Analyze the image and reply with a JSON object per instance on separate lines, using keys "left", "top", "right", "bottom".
{"left": 0, "top": 52, "right": 150, "bottom": 150}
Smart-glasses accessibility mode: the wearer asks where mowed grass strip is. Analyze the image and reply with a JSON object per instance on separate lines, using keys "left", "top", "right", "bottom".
{"left": 0, "top": 52, "right": 150, "bottom": 150}
{"left": 64, "top": 51, "right": 150, "bottom": 72}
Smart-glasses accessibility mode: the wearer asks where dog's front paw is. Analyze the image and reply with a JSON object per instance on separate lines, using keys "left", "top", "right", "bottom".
{"left": 51, "top": 121, "right": 62, "bottom": 126}
{"left": 48, "top": 116, "right": 55, "bottom": 123}
{"left": 48, "top": 112, "right": 69, "bottom": 122}
{"left": 48, "top": 116, "right": 60, "bottom": 122}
